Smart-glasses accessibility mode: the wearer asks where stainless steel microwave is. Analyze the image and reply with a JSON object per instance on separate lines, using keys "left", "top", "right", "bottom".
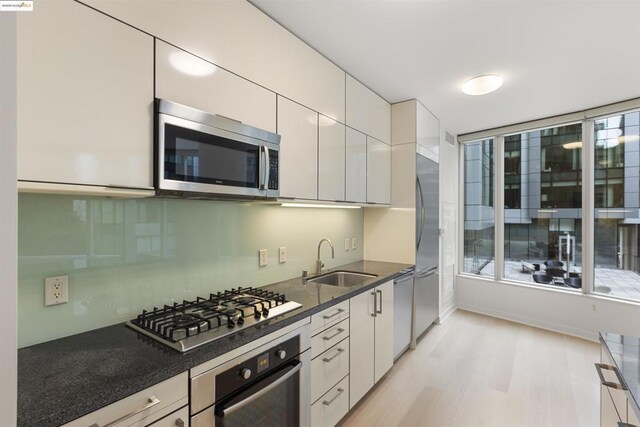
{"left": 155, "top": 99, "right": 280, "bottom": 199}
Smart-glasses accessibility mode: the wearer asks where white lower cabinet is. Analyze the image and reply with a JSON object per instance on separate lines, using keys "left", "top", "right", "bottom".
{"left": 311, "top": 375, "right": 350, "bottom": 427}
{"left": 310, "top": 304, "right": 352, "bottom": 427}
{"left": 63, "top": 372, "right": 188, "bottom": 427}
{"left": 311, "top": 338, "right": 350, "bottom": 404}
{"left": 349, "top": 281, "right": 394, "bottom": 408}
{"left": 147, "top": 406, "right": 188, "bottom": 427}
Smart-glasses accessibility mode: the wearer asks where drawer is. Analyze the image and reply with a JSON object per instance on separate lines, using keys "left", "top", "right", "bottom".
{"left": 147, "top": 406, "right": 188, "bottom": 427}
{"left": 63, "top": 372, "right": 188, "bottom": 427}
{"left": 311, "top": 301, "right": 349, "bottom": 334}
{"left": 311, "top": 375, "right": 350, "bottom": 427}
{"left": 311, "top": 338, "right": 349, "bottom": 403}
{"left": 311, "top": 318, "right": 350, "bottom": 359}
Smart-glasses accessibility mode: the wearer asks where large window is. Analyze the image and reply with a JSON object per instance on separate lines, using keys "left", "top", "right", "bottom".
{"left": 463, "top": 139, "right": 495, "bottom": 276}
{"left": 503, "top": 124, "right": 583, "bottom": 288}
{"left": 594, "top": 111, "right": 640, "bottom": 299}
{"left": 461, "top": 106, "right": 640, "bottom": 302}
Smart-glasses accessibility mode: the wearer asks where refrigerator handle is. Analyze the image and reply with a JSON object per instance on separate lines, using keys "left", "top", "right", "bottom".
{"left": 416, "top": 177, "right": 426, "bottom": 250}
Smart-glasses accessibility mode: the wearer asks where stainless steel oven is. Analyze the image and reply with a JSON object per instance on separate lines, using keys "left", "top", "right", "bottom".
{"left": 190, "top": 325, "right": 310, "bottom": 427}
{"left": 156, "top": 99, "right": 280, "bottom": 199}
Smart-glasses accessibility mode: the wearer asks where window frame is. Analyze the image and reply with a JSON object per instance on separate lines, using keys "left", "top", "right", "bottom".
{"left": 458, "top": 101, "right": 640, "bottom": 303}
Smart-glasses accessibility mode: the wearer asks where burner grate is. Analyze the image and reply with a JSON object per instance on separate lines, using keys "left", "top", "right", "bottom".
{"left": 130, "top": 287, "right": 290, "bottom": 343}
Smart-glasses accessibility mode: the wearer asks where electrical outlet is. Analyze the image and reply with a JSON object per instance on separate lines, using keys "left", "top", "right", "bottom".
{"left": 351, "top": 237, "right": 357, "bottom": 250}
{"left": 259, "top": 249, "right": 268, "bottom": 267}
{"left": 279, "top": 247, "right": 287, "bottom": 263}
{"left": 344, "top": 238, "right": 350, "bottom": 251}
{"left": 44, "top": 275, "right": 69, "bottom": 306}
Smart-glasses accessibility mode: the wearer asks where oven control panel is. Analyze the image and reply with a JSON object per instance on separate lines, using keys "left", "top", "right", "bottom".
{"left": 215, "top": 335, "right": 300, "bottom": 400}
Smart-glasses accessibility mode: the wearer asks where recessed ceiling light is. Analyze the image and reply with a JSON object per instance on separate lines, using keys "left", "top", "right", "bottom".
{"left": 461, "top": 75, "right": 503, "bottom": 96}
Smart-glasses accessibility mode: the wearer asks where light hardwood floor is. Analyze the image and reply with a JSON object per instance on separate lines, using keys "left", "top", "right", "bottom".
{"left": 340, "top": 309, "right": 600, "bottom": 427}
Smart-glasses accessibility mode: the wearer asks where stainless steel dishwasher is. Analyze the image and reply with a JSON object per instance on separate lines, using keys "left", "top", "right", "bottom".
{"left": 393, "top": 267, "right": 415, "bottom": 360}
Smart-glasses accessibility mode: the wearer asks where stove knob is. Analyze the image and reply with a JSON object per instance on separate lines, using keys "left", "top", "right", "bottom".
{"left": 275, "top": 349, "right": 286, "bottom": 360}
{"left": 240, "top": 368, "right": 252, "bottom": 380}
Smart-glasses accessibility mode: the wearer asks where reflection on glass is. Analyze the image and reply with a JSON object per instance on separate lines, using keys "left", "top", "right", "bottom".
{"left": 502, "top": 124, "right": 583, "bottom": 289}
{"left": 463, "top": 139, "right": 495, "bottom": 276}
{"left": 594, "top": 111, "right": 640, "bottom": 300}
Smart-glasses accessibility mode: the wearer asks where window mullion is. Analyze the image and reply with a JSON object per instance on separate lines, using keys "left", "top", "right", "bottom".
{"left": 582, "top": 120, "right": 595, "bottom": 295}
{"left": 495, "top": 135, "right": 505, "bottom": 281}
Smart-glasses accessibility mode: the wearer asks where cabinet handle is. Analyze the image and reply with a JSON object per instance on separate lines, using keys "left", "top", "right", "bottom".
{"left": 323, "top": 308, "right": 344, "bottom": 320}
{"left": 322, "top": 387, "right": 345, "bottom": 406}
{"left": 323, "top": 328, "right": 345, "bottom": 341}
{"left": 376, "top": 290, "right": 383, "bottom": 314}
{"left": 89, "top": 396, "right": 161, "bottom": 427}
{"left": 371, "top": 292, "right": 377, "bottom": 317}
{"left": 595, "top": 363, "right": 627, "bottom": 390}
{"left": 322, "top": 347, "right": 345, "bottom": 363}
{"left": 175, "top": 418, "right": 185, "bottom": 427}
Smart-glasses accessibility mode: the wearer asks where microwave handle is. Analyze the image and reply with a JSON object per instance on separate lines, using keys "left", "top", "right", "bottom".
{"left": 260, "top": 146, "right": 270, "bottom": 191}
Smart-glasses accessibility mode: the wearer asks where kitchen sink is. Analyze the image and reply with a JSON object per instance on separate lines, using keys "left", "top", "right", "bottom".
{"left": 306, "top": 270, "right": 378, "bottom": 287}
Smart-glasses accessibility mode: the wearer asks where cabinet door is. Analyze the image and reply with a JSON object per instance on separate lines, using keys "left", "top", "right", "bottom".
{"left": 17, "top": 0, "right": 153, "bottom": 188}
{"left": 417, "top": 102, "right": 440, "bottom": 161}
{"left": 366, "top": 137, "right": 391, "bottom": 204}
{"left": 374, "top": 280, "right": 394, "bottom": 383}
{"left": 155, "top": 40, "right": 276, "bottom": 132}
{"left": 349, "top": 290, "right": 375, "bottom": 408}
{"left": 318, "top": 116, "right": 345, "bottom": 201}
{"left": 346, "top": 75, "right": 390, "bottom": 144}
{"left": 346, "top": 128, "right": 367, "bottom": 203}
{"left": 277, "top": 96, "right": 318, "bottom": 200}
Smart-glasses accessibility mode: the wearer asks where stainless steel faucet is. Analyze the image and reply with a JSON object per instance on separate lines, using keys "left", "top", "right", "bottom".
{"left": 316, "top": 238, "right": 335, "bottom": 274}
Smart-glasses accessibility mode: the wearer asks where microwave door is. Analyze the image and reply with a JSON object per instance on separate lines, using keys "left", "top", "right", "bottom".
{"left": 158, "top": 114, "right": 267, "bottom": 198}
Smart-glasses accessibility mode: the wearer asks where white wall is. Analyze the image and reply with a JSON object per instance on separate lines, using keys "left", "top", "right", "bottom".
{"left": 457, "top": 275, "right": 640, "bottom": 341}
{"left": 0, "top": 12, "right": 18, "bottom": 427}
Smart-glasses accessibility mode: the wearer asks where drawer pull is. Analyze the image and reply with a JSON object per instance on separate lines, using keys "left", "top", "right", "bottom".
{"left": 322, "top": 347, "right": 345, "bottom": 363}
{"left": 322, "top": 387, "right": 345, "bottom": 406}
{"left": 323, "top": 328, "right": 345, "bottom": 341}
{"left": 175, "top": 418, "right": 185, "bottom": 427}
{"left": 323, "top": 308, "right": 345, "bottom": 320}
{"left": 595, "top": 363, "right": 627, "bottom": 390}
{"left": 89, "top": 396, "right": 160, "bottom": 427}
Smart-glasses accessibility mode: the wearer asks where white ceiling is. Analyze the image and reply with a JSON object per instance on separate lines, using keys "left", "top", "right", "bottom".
{"left": 250, "top": 0, "right": 640, "bottom": 135}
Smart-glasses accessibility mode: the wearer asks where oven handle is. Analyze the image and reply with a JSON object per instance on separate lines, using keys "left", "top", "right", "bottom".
{"left": 216, "top": 361, "right": 302, "bottom": 418}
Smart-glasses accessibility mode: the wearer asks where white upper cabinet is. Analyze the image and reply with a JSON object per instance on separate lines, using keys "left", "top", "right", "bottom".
{"left": 346, "top": 75, "right": 391, "bottom": 144}
{"left": 277, "top": 96, "right": 318, "bottom": 200}
{"left": 417, "top": 102, "right": 440, "bottom": 160}
{"left": 345, "top": 127, "right": 367, "bottom": 203}
{"left": 83, "top": 0, "right": 346, "bottom": 123}
{"left": 155, "top": 41, "right": 276, "bottom": 132}
{"left": 367, "top": 137, "right": 391, "bottom": 205}
{"left": 17, "top": 0, "right": 153, "bottom": 188}
{"left": 318, "top": 116, "right": 346, "bottom": 202}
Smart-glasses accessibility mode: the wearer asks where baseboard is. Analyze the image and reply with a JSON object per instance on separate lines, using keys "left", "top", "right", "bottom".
{"left": 438, "top": 304, "right": 457, "bottom": 324}
{"left": 457, "top": 302, "right": 599, "bottom": 343}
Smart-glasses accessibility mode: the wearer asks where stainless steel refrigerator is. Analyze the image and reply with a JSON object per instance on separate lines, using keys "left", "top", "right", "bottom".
{"left": 413, "top": 153, "right": 439, "bottom": 342}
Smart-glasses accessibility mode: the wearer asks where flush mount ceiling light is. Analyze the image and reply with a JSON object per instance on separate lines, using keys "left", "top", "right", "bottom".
{"left": 169, "top": 51, "right": 216, "bottom": 77}
{"left": 562, "top": 141, "right": 583, "bottom": 150}
{"left": 461, "top": 75, "right": 503, "bottom": 96}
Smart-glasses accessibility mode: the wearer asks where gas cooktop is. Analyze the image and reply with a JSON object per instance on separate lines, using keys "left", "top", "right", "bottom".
{"left": 126, "top": 287, "right": 302, "bottom": 352}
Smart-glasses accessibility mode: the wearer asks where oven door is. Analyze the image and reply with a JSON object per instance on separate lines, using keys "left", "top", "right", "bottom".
{"left": 192, "top": 350, "right": 310, "bottom": 427}
{"left": 158, "top": 113, "right": 276, "bottom": 198}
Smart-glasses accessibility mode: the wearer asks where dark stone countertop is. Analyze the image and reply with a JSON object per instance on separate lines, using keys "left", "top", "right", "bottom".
{"left": 600, "top": 332, "right": 640, "bottom": 421}
{"left": 18, "top": 260, "right": 411, "bottom": 427}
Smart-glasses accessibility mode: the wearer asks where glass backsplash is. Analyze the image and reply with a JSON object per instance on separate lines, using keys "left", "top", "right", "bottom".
{"left": 18, "top": 194, "right": 364, "bottom": 347}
